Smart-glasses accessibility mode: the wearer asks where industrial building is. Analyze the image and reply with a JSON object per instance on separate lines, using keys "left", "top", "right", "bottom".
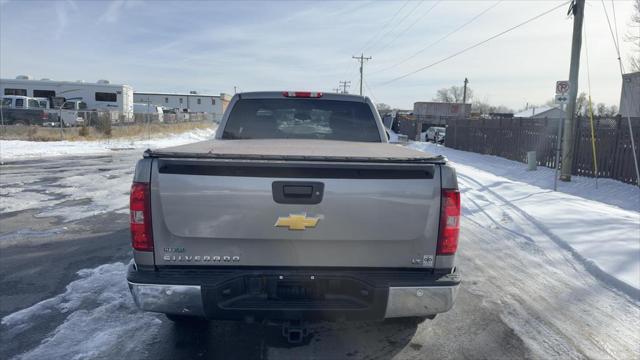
{"left": 513, "top": 105, "right": 564, "bottom": 118}
{"left": 133, "top": 91, "right": 231, "bottom": 121}
{"left": 413, "top": 102, "right": 471, "bottom": 120}
{"left": 1, "top": 75, "right": 232, "bottom": 123}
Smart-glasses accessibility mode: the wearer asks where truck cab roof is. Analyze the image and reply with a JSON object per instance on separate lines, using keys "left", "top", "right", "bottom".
{"left": 236, "top": 91, "right": 368, "bottom": 102}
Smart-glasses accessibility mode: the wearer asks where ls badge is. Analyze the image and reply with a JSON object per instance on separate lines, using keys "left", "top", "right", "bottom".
{"left": 275, "top": 213, "right": 320, "bottom": 230}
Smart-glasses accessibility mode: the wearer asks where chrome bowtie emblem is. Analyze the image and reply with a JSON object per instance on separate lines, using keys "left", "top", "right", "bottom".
{"left": 275, "top": 213, "right": 320, "bottom": 230}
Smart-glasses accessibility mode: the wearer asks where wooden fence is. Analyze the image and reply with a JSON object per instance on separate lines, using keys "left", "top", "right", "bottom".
{"left": 444, "top": 116, "right": 640, "bottom": 185}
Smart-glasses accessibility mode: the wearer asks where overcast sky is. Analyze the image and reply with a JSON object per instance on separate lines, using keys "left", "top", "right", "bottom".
{"left": 0, "top": 0, "right": 636, "bottom": 110}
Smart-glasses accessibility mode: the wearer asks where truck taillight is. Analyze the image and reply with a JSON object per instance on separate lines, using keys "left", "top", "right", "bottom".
{"left": 130, "top": 182, "right": 153, "bottom": 252}
{"left": 282, "top": 91, "right": 323, "bottom": 98}
{"left": 437, "top": 189, "right": 460, "bottom": 255}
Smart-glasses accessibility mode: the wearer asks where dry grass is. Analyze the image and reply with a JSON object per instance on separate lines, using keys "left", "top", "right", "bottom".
{"left": 0, "top": 122, "right": 214, "bottom": 141}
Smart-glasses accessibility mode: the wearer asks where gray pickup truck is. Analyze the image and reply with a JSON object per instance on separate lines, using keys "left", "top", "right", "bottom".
{"left": 127, "top": 91, "right": 460, "bottom": 342}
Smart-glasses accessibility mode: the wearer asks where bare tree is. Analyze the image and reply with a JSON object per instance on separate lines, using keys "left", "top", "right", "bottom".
{"left": 434, "top": 88, "right": 454, "bottom": 103}
{"left": 471, "top": 100, "right": 513, "bottom": 115}
{"left": 575, "top": 92, "right": 588, "bottom": 116}
{"left": 433, "top": 86, "right": 473, "bottom": 103}
{"left": 627, "top": 0, "right": 640, "bottom": 71}
{"left": 376, "top": 103, "right": 391, "bottom": 111}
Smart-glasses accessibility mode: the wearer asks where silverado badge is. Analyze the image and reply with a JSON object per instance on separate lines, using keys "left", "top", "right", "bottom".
{"left": 275, "top": 213, "right": 320, "bottom": 230}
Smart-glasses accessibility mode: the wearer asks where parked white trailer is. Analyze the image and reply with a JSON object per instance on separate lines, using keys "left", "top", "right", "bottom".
{"left": 133, "top": 91, "right": 230, "bottom": 121}
{"left": 0, "top": 76, "right": 134, "bottom": 121}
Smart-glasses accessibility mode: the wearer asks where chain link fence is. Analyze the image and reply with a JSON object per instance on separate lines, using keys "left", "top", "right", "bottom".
{"left": 0, "top": 109, "right": 217, "bottom": 141}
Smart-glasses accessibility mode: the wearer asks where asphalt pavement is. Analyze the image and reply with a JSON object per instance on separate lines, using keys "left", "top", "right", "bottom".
{"left": 0, "top": 152, "right": 634, "bottom": 360}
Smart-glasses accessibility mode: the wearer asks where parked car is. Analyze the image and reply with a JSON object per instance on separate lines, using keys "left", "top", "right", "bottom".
{"left": 0, "top": 96, "right": 52, "bottom": 125}
{"left": 422, "top": 126, "right": 446, "bottom": 143}
{"left": 58, "top": 100, "right": 87, "bottom": 126}
{"left": 2, "top": 95, "right": 41, "bottom": 109}
{"left": 126, "top": 91, "right": 461, "bottom": 343}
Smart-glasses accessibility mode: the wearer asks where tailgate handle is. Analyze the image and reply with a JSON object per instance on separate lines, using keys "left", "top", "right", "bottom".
{"left": 273, "top": 181, "right": 324, "bottom": 204}
{"left": 283, "top": 185, "right": 313, "bottom": 197}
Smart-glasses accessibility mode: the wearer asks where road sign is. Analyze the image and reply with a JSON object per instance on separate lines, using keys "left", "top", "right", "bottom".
{"left": 556, "top": 80, "right": 570, "bottom": 95}
{"left": 555, "top": 94, "right": 569, "bottom": 104}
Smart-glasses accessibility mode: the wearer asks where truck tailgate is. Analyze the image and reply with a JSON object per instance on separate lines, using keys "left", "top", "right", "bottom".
{"left": 150, "top": 158, "right": 441, "bottom": 268}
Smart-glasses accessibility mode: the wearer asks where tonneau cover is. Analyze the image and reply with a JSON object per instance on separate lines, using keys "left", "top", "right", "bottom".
{"left": 145, "top": 139, "right": 444, "bottom": 163}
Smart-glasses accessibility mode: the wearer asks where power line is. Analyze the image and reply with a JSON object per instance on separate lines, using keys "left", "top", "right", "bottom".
{"left": 380, "top": 1, "right": 569, "bottom": 85}
{"left": 362, "top": 78, "right": 380, "bottom": 105}
{"left": 339, "top": 0, "right": 411, "bottom": 86}
{"left": 353, "top": 54, "right": 372, "bottom": 95}
{"left": 372, "top": 0, "right": 441, "bottom": 56}
{"left": 360, "top": 0, "right": 412, "bottom": 53}
{"left": 583, "top": 18, "right": 599, "bottom": 188}
{"left": 600, "top": 0, "right": 621, "bottom": 62}
{"left": 370, "top": 0, "right": 501, "bottom": 75}
{"left": 339, "top": 80, "right": 351, "bottom": 94}
{"left": 365, "top": 0, "right": 425, "bottom": 54}
{"left": 611, "top": 0, "right": 621, "bottom": 53}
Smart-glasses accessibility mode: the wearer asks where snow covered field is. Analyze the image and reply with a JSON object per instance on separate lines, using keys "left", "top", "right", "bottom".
{"left": 0, "top": 128, "right": 217, "bottom": 223}
{"left": 0, "top": 127, "right": 216, "bottom": 162}
{"left": 410, "top": 142, "right": 640, "bottom": 297}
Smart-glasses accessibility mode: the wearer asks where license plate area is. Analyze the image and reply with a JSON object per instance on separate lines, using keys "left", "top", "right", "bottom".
{"left": 214, "top": 275, "right": 375, "bottom": 310}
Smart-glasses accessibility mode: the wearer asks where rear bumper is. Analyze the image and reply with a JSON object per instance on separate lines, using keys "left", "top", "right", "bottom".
{"left": 127, "top": 263, "right": 460, "bottom": 321}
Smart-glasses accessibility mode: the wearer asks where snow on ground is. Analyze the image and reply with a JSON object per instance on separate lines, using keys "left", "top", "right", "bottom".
{"left": 1, "top": 263, "right": 162, "bottom": 360}
{"left": 0, "top": 127, "right": 217, "bottom": 222}
{"left": 0, "top": 127, "right": 216, "bottom": 162}
{"left": 406, "top": 142, "right": 639, "bottom": 358}
{"left": 409, "top": 141, "right": 640, "bottom": 296}
{"left": 0, "top": 159, "right": 133, "bottom": 221}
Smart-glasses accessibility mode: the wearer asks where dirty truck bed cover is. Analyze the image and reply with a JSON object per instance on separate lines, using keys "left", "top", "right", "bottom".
{"left": 145, "top": 139, "right": 444, "bottom": 163}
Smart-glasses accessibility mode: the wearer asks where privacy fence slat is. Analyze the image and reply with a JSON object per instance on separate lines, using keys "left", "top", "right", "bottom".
{"left": 444, "top": 116, "right": 640, "bottom": 185}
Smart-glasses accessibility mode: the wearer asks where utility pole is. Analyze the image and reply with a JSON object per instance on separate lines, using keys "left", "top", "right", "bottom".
{"left": 352, "top": 53, "right": 372, "bottom": 96}
{"left": 339, "top": 80, "right": 351, "bottom": 94}
{"left": 462, "top": 78, "right": 469, "bottom": 104}
{"left": 560, "top": 0, "right": 585, "bottom": 182}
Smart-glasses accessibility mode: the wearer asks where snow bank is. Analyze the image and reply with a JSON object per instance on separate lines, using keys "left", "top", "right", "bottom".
{"left": 410, "top": 142, "right": 640, "bottom": 295}
{"left": 1, "top": 262, "right": 161, "bottom": 360}
{"left": 0, "top": 127, "right": 216, "bottom": 161}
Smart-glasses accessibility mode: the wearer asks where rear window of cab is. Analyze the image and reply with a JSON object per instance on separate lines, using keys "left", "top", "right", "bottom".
{"left": 222, "top": 99, "right": 381, "bottom": 142}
